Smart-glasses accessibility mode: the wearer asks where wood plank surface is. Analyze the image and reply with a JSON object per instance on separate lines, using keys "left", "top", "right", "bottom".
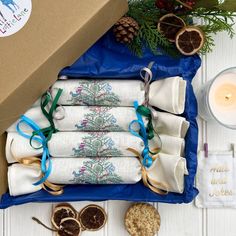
{"left": 205, "top": 22, "right": 236, "bottom": 236}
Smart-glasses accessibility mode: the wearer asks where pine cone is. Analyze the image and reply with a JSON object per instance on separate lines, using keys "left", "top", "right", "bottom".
{"left": 113, "top": 17, "right": 139, "bottom": 44}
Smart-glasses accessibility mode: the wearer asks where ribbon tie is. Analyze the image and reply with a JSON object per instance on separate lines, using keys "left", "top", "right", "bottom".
{"left": 15, "top": 89, "right": 63, "bottom": 185}
{"left": 38, "top": 88, "right": 63, "bottom": 141}
{"left": 136, "top": 105, "right": 155, "bottom": 140}
{"left": 140, "top": 61, "right": 154, "bottom": 106}
{"left": 16, "top": 115, "right": 52, "bottom": 185}
{"left": 10, "top": 139, "right": 63, "bottom": 195}
{"left": 127, "top": 148, "right": 168, "bottom": 195}
{"left": 129, "top": 101, "right": 155, "bottom": 168}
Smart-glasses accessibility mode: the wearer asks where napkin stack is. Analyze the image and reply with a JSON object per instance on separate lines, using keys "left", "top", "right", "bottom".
{"left": 6, "top": 77, "right": 189, "bottom": 196}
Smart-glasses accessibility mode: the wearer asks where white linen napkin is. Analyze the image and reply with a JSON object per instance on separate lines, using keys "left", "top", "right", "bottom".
{"left": 7, "top": 107, "right": 50, "bottom": 132}
{"left": 7, "top": 106, "right": 189, "bottom": 137}
{"left": 151, "top": 109, "right": 189, "bottom": 138}
{"left": 51, "top": 79, "right": 145, "bottom": 107}
{"left": 6, "top": 132, "right": 184, "bottom": 162}
{"left": 159, "top": 134, "right": 185, "bottom": 157}
{"left": 149, "top": 76, "right": 187, "bottom": 114}
{"left": 8, "top": 164, "right": 42, "bottom": 196}
{"left": 6, "top": 132, "right": 42, "bottom": 163}
{"left": 48, "top": 132, "right": 161, "bottom": 158}
{"left": 7, "top": 106, "right": 141, "bottom": 132}
{"left": 49, "top": 157, "right": 141, "bottom": 184}
{"left": 51, "top": 78, "right": 186, "bottom": 112}
{"left": 8, "top": 157, "right": 142, "bottom": 196}
{"left": 147, "top": 153, "right": 188, "bottom": 193}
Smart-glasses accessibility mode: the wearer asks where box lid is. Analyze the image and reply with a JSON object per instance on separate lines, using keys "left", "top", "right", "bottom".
{"left": 0, "top": 0, "right": 128, "bottom": 134}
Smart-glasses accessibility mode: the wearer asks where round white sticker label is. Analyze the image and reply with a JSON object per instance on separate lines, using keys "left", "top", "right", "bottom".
{"left": 0, "top": 0, "right": 32, "bottom": 37}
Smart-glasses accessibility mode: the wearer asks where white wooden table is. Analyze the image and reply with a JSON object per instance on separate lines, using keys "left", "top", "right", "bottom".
{"left": 1, "top": 25, "right": 236, "bottom": 236}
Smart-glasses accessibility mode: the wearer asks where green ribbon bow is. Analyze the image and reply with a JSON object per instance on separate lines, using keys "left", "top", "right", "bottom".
{"left": 32, "top": 89, "right": 63, "bottom": 142}
{"left": 136, "top": 105, "right": 155, "bottom": 140}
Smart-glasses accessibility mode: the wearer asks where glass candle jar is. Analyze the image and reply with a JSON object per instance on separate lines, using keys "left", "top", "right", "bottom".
{"left": 196, "top": 67, "right": 236, "bottom": 129}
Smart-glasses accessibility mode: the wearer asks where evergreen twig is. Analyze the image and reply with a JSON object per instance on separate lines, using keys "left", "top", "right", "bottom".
{"left": 188, "top": 8, "right": 235, "bottom": 53}
{"left": 124, "top": 0, "right": 235, "bottom": 57}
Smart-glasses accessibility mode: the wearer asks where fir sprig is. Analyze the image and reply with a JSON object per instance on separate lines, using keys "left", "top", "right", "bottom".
{"left": 128, "top": 22, "right": 178, "bottom": 57}
{"left": 128, "top": 0, "right": 162, "bottom": 23}
{"left": 188, "top": 8, "right": 235, "bottom": 54}
{"left": 124, "top": 0, "right": 236, "bottom": 57}
{"left": 127, "top": 0, "right": 177, "bottom": 56}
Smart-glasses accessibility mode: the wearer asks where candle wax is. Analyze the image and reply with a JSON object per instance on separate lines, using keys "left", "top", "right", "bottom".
{"left": 209, "top": 73, "right": 236, "bottom": 126}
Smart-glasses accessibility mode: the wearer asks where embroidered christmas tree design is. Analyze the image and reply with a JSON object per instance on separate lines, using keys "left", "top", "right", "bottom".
{"left": 70, "top": 158, "right": 123, "bottom": 184}
{"left": 68, "top": 80, "right": 121, "bottom": 106}
{"left": 75, "top": 107, "right": 124, "bottom": 131}
{"left": 72, "top": 132, "right": 123, "bottom": 157}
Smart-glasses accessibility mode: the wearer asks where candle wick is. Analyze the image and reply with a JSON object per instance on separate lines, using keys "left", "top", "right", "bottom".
{"left": 225, "top": 94, "right": 232, "bottom": 100}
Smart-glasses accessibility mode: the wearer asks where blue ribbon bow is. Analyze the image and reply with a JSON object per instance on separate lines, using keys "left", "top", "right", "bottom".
{"left": 16, "top": 115, "right": 52, "bottom": 185}
{"left": 129, "top": 101, "right": 153, "bottom": 168}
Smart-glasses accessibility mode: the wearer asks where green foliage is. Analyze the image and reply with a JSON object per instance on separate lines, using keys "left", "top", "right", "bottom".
{"left": 128, "top": 0, "right": 161, "bottom": 24}
{"left": 189, "top": 8, "right": 235, "bottom": 54}
{"left": 124, "top": 0, "right": 236, "bottom": 57}
{"left": 127, "top": 0, "right": 180, "bottom": 56}
{"left": 128, "top": 21, "right": 179, "bottom": 57}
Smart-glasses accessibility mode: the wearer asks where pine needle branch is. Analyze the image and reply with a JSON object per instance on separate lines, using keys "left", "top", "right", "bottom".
{"left": 184, "top": 8, "right": 235, "bottom": 53}
{"left": 123, "top": 0, "right": 235, "bottom": 57}
{"left": 189, "top": 8, "right": 235, "bottom": 38}
{"left": 127, "top": 0, "right": 179, "bottom": 56}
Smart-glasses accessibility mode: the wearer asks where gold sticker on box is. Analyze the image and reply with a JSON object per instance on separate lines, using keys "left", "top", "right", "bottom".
{"left": 0, "top": 0, "right": 32, "bottom": 37}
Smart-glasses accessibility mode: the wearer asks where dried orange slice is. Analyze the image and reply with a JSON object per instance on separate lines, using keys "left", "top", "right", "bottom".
{"left": 79, "top": 204, "right": 107, "bottom": 231}
{"left": 52, "top": 203, "right": 78, "bottom": 230}
{"left": 157, "top": 13, "right": 186, "bottom": 42}
{"left": 57, "top": 217, "right": 81, "bottom": 236}
{"left": 176, "top": 26, "right": 205, "bottom": 55}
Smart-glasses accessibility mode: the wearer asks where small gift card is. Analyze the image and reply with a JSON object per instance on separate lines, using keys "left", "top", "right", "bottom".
{"left": 195, "top": 148, "right": 236, "bottom": 208}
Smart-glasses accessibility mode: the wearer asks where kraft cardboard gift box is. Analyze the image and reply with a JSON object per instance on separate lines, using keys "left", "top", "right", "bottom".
{"left": 0, "top": 0, "right": 128, "bottom": 198}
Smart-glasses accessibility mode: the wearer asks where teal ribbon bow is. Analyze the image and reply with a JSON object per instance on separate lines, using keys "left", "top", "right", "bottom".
{"left": 16, "top": 115, "right": 52, "bottom": 185}
{"left": 16, "top": 88, "right": 63, "bottom": 185}
{"left": 129, "top": 101, "right": 153, "bottom": 168}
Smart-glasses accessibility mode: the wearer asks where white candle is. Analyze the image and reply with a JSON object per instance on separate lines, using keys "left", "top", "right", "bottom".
{"left": 209, "top": 73, "right": 236, "bottom": 126}
{"left": 197, "top": 68, "right": 236, "bottom": 129}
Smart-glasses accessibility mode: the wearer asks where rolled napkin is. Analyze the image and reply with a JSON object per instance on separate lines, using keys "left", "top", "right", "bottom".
{"left": 8, "top": 154, "right": 188, "bottom": 196}
{"left": 8, "top": 165, "right": 42, "bottom": 196}
{"left": 159, "top": 134, "right": 185, "bottom": 157}
{"left": 7, "top": 107, "right": 50, "bottom": 132}
{"left": 6, "top": 132, "right": 43, "bottom": 163}
{"left": 7, "top": 106, "right": 189, "bottom": 138}
{"left": 151, "top": 109, "right": 189, "bottom": 138}
{"left": 6, "top": 132, "right": 184, "bottom": 162}
{"left": 50, "top": 78, "right": 186, "bottom": 114}
{"left": 8, "top": 157, "right": 142, "bottom": 196}
{"left": 51, "top": 79, "right": 145, "bottom": 107}
{"left": 6, "top": 132, "right": 158, "bottom": 162}
{"left": 149, "top": 77, "right": 187, "bottom": 114}
{"left": 147, "top": 153, "right": 189, "bottom": 193}
{"left": 7, "top": 106, "right": 140, "bottom": 132}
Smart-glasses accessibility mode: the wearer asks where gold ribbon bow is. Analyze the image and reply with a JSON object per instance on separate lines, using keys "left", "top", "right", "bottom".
{"left": 127, "top": 148, "right": 169, "bottom": 195}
